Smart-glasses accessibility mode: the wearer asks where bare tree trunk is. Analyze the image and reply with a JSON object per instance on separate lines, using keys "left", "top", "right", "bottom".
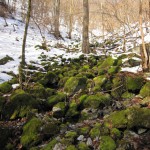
{"left": 19, "top": 0, "right": 31, "bottom": 89}
{"left": 68, "top": 0, "right": 73, "bottom": 39}
{"left": 54, "top": 0, "right": 60, "bottom": 39}
{"left": 82, "top": 0, "right": 90, "bottom": 54}
{"left": 139, "top": 0, "right": 149, "bottom": 72}
{"left": 149, "top": 0, "right": 150, "bottom": 20}
{"left": 21, "top": 0, "right": 31, "bottom": 66}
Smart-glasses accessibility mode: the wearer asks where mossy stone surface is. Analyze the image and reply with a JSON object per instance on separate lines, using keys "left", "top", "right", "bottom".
{"left": 52, "top": 102, "right": 66, "bottom": 118}
{"left": 65, "top": 145, "right": 78, "bottom": 150}
{"left": 21, "top": 117, "right": 43, "bottom": 148}
{"left": 93, "top": 75, "right": 107, "bottom": 92}
{"left": 47, "top": 92, "right": 66, "bottom": 108}
{"left": 121, "top": 92, "right": 135, "bottom": 99}
{"left": 126, "top": 76, "right": 144, "bottom": 92}
{"left": 99, "top": 136, "right": 116, "bottom": 150}
{"left": 5, "top": 90, "right": 36, "bottom": 119}
{"left": 140, "top": 82, "right": 150, "bottom": 98}
{"left": 78, "top": 142, "right": 90, "bottom": 150}
{"left": 0, "top": 82, "right": 12, "bottom": 94}
{"left": 83, "top": 93, "right": 111, "bottom": 109}
{"left": 90, "top": 127, "right": 100, "bottom": 139}
{"left": 39, "top": 71, "right": 58, "bottom": 86}
{"left": 64, "top": 77, "right": 87, "bottom": 96}
{"left": 42, "top": 139, "right": 57, "bottom": 150}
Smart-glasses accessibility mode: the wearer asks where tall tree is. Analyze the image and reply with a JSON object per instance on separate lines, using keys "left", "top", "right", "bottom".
{"left": 19, "top": 0, "right": 31, "bottom": 88}
{"left": 139, "top": 0, "right": 149, "bottom": 72}
{"left": 54, "top": 0, "right": 60, "bottom": 38}
{"left": 82, "top": 0, "right": 90, "bottom": 54}
{"left": 21, "top": 0, "right": 31, "bottom": 66}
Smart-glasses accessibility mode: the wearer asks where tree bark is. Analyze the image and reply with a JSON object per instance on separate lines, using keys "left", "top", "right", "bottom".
{"left": 54, "top": 0, "right": 60, "bottom": 39}
{"left": 139, "top": 0, "right": 149, "bottom": 72}
{"left": 21, "top": 0, "right": 31, "bottom": 66}
{"left": 82, "top": 0, "right": 90, "bottom": 54}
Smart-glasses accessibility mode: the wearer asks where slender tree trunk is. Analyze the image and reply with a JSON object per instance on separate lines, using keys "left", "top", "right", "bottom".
{"left": 82, "top": 0, "right": 90, "bottom": 54}
{"left": 139, "top": 0, "right": 149, "bottom": 72}
{"left": 149, "top": 0, "right": 150, "bottom": 20}
{"left": 21, "top": 0, "right": 31, "bottom": 66}
{"left": 54, "top": 0, "right": 60, "bottom": 39}
{"left": 19, "top": 0, "right": 31, "bottom": 89}
{"left": 68, "top": 0, "right": 73, "bottom": 39}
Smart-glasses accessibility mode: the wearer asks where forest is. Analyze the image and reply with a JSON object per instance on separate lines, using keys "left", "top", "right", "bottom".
{"left": 0, "top": 0, "right": 150, "bottom": 150}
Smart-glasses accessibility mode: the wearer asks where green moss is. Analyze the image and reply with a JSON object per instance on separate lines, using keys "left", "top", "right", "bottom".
{"left": 110, "top": 128, "right": 121, "bottom": 139}
{"left": 126, "top": 76, "right": 144, "bottom": 92}
{"left": 127, "top": 107, "right": 150, "bottom": 128}
{"left": 65, "top": 131, "right": 77, "bottom": 143}
{"left": 64, "top": 77, "right": 87, "bottom": 96}
{"left": 105, "top": 110, "right": 127, "bottom": 128}
{"left": 66, "top": 102, "right": 79, "bottom": 118}
{"left": 39, "top": 71, "right": 58, "bottom": 86}
{"left": 0, "top": 82, "right": 12, "bottom": 93}
{"left": 29, "top": 83, "right": 46, "bottom": 99}
{"left": 45, "top": 88, "right": 55, "bottom": 97}
{"left": 140, "top": 82, "right": 150, "bottom": 98}
{"left": 5, "top": 90, "right": 36, "bottom": 119}
{"left": 105, "top": 107, "right": 150, "bottom": 129}
{"left": 78, "top": 126, "right": 90, "bottom": 135}
{"left": 21, "top": 117, "right": 43, "bottom": 147}
{"left": 42, "top": 139, "right": 57, "bottom": 150}
{"left": 111, "top": 75, "right": 126, "bottom": 99}
{"left": 108, "top": 66, "right": 120, "bottom": 75}
{"left": 121, "top": 92, "right": 135, "bottom": 99}
{"left": 58, "top": 77, "right": 69, "bottom": 88}
{"left": 47, "top": 92, "right": 66, "bottom": 108}
{"left": 78, "top": 142, "right": 90, "bottom": 150}
{"left": 65, "top": 145, "right": 78, "bottom": 150}
{"left": 0, "top": 55, "right": 14, "bottom": 65}
{"left": 83, "top": 93, "right": 111, "bottom": 109}
{"left": 93, "top": 75, "right": 107, "bottom": 92}
{"left": 99, "top": 136, "right": 116, "bottom": 150}
{"left": 52, "top": 102, "right": 66, "bottom": 118}
{"left": 98, "top": 56, "right": 115, "bottom": 75}
{"left": 90, "top": 127, "right": 100, "bottom": 139}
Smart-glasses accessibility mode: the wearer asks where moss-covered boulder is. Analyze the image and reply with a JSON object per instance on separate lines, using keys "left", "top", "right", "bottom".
{"left": 52, "top": 102, "right": 67, "bottom": 118}
{"left": 126, "top": 75, "right": 144, "bottom": 92}
{"left": 77, "top": 126, "right": 90, "bottom": 136}
{"left": 110, "top": 128, "right": 121, "bottom": 139}
{"left": 64, "top": 77, "right": 87, "bottom": 96}
{"left": 121, "top": 92, "right": 135, "bottom": 100}
{"left": 140, "top": 82, "right": 150, "bottom": 98}
{"left": 66, "top": 102, "right": 79, "bottom": 119}
{"left": 65, "top": 131, "right": 77, "bottom": 144}
{"left": 105, "top": 107, "right": 150, "bottom": 129}
{"left": 78, "top": 142, "right": 90, "bottom": 150}
{"left": 90, "top": 126, "right": 100, "bottom": 139}
{"left": 0, "top": 82, "right": 12, "bottom": 94}
{"left": 99, "top": 136, "right": 116, "bottom": 150}
{"left": 83, "top": 93, "right": 111, "bottom": 109}
{"left": 0, "top": 55, "right": 14, "bottom": 65}
{"left": 108, "top": 66, "right": 120, "bottom": 75}
{"left": 98, "top": 56, "right": 115, "bottom": 75}
{"left": 5, "top": 89, "right": 37, "bottom": 119}
{"left": 111, "top": 74, "right": 126, "bottom": 99}
{"left": 29, "top": 83, "right": 46, "bottom": 99}
{"left": 39, "top": 71, "right": 58, "bottom": 87}
{"left": 21, "top": 117, "right": 43, "bottom": 148}
{"left": 93, "top": 75, "right": 107, "bottom": 92}
{"left": 47, "top": 92, "right": 66, "bottom": 108}
{"left": 42, "top": 139, "right": 57, "bottom": 150}
{"left": 65, "top": 145, "right": 78, "bottom": 150}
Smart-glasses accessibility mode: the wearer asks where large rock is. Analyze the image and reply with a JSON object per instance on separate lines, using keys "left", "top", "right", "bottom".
{"left": 64, "top": 77, "right": 87, "bottom": 96}
{"left": 105, "top": 107, "right": 150, "bottom": 129}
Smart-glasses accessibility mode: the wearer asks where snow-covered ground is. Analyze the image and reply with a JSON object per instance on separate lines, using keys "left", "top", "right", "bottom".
{"left": 0, "top": 17, "right": 84, "bottom": 83}
{"left": 1, "top": 13, "right": 150, "bottom": 83}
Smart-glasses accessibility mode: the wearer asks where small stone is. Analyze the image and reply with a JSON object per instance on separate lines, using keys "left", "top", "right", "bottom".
{"left": 86, "top": 137, "right": 93, "bottom": 146}
{"left": 53, "top": 143, "right": 63, "bottom": 150}
{"left": 52, "top": 107, "right": 61, "bottom": 112}
{"left": 138, "top": 128, "right": 147, "bottom": 134}
{"left": 77, "top": 135, "right": 84, "bottom": 141}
